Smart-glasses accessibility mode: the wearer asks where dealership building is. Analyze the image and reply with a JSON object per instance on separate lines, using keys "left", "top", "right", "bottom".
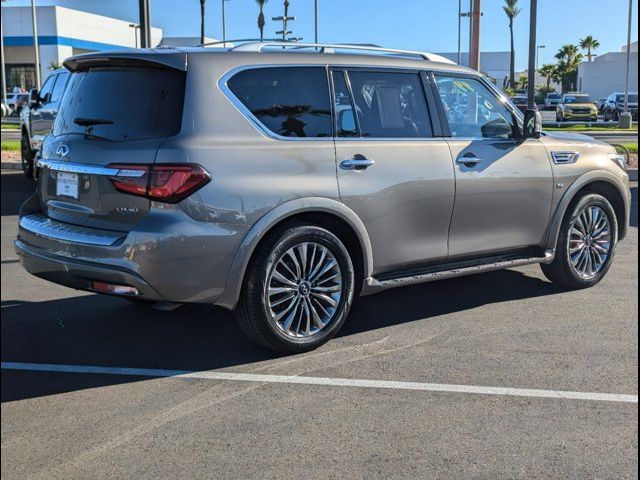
{"left": 577, "top": 42, "right": 638, "bottom": 100}
{"left": 1, "top": 4, "right": 221, "bottom": 93}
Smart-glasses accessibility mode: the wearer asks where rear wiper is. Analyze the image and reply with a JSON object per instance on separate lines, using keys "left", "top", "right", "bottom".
{"left": 73, "top": 117, "right": 114, "bottom": 127}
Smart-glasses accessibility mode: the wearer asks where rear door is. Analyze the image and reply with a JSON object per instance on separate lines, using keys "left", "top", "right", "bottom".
{"left": 433, "top": 73, "right": 553, "bottom": 258}
{"left": 30, "top": 74, "right": 57, "bottom": 146}
{"left": 332, "top": 68, "right": 455, "bottom": 274}
{"left": 31, "top": 71, "right": 69, "bottom": 148}
{"left": 38, "top": 62, "right": 187, "bottom": 232}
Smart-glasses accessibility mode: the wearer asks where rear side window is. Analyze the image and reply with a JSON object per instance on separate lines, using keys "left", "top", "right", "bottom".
{"left": 53, "top": 66, "right": 185, "bottom": 141}
{"left": 227, "top": 67, "right": 332, "bottom": 138}
{"left": 347, "top": 71, "right": 432, "bottom": 138}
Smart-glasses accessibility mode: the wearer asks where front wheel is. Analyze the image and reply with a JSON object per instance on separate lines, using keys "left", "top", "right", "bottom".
{"left": 541, "top": 194, "right": 618, "bottom": 289}
{"left": 235, "top": 224, "right": 355, "bottom": 353}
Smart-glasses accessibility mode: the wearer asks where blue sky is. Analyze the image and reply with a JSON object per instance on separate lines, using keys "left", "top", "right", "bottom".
{"left": 7, "top": 0, "right": 639, "bottom": 70}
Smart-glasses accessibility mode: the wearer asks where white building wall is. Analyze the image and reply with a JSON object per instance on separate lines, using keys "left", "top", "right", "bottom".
{"left": 578, "top": 50, "right": 639, "bottom": 100}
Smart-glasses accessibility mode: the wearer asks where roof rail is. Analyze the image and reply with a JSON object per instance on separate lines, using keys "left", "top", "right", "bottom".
{"left": 221, "top": 41, "right": 456, "bottom": 64}
{"left": 199, "top": 38, "right": 297, "bottom": 47}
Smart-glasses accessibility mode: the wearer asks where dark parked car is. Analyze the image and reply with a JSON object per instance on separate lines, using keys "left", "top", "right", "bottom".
{"left": 20, "top": 68, "right": 70, "bottom": 177}
{"left": 603, "top": 92, "right": 638, "bottom": 121}
{"left": 544, "top": 92, "right": 562, "bottom": 110}
{"left": 509, "top": 95, "right": 537, "bottom": 113}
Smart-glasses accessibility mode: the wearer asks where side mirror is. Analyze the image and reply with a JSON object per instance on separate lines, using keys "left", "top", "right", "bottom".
{"left": 523, "top": 109, "right": 542, "bottom": 139}
{"left": 29, "top": 88, "right": 40, "bottom": 107}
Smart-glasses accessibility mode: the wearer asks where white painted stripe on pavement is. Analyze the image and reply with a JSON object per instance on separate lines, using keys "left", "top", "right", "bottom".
{"left": 1, "top": 362, "right": 637, "bottom": 404}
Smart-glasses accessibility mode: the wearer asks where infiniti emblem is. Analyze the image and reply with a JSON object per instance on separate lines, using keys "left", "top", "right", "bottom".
{"left": 56, "top": 144, "right": 70, "bottom": 158}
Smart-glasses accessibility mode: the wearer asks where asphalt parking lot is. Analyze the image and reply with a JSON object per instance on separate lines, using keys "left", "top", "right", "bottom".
{"left": 1, "top": 171, "right": 638, "bottom": 479}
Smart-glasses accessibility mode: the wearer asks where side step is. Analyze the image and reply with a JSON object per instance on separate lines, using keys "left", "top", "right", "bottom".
{"left": 362, "top": 250, "right": 555, "bottom": 295}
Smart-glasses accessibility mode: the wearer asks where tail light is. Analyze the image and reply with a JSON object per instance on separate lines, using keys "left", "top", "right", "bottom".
{"left": 108, "top": 164, "right": 211, "bottom": 204}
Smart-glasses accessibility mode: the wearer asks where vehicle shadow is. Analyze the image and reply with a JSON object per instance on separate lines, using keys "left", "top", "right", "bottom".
{"left": 1, "top": 171, "right": 34, "bottom": 217}
{"left": 1, "top": 268, "right": 566, "bottom": 403}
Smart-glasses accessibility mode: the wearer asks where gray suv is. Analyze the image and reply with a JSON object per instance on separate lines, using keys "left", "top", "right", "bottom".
{"left": 20, "top": 68, "right": 71, "bottom": 178}
{"left": 15, "top": 43, "right": 631, "bottom": 353}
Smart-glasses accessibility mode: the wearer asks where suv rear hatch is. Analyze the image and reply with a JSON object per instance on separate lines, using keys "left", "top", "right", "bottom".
{"left": 36, "top": 51, "right": 192, "bottom": 232}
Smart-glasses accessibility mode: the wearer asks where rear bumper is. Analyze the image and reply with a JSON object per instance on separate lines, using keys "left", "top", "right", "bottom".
{"left": 15, "top": 238, "right": 164, "bottom": 300}
{"left": 15, "top": 208, "right": 250, "bottom": 304}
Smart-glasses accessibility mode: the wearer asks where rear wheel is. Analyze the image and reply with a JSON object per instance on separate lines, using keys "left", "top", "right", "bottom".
{"left": 235, "top": 224, "right": 355, "bottom": 353}
{"left": 21, "top": 132, "right": 35, "bottom": 179}
{"left": 541, "top": 194, "right": 618, "bottom": 289}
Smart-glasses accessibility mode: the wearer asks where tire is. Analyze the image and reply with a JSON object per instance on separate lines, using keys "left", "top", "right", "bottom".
{"left": 541, "top": 193, "right": 618, "bottom": 289}
{"left": 235, "top": 224, "right": 355, "bottom": 353}
{"left": 20, "top": 132, "right": 35, "bottom": 179}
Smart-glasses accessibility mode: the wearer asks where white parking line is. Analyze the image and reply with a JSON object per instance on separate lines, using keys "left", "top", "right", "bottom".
{"left": 1, "top": 361, "right": 637, "bottom": 404}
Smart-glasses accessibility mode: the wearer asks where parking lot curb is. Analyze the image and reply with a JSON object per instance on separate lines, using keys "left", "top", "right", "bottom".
{"left": 1, "top": 162, "right": 22, "bottom": 171}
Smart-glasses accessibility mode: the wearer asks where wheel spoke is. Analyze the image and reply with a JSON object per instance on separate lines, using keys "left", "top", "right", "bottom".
{"left": 268, "top": 286, "right": 297, "bottom": 296}
{"left": 285, "top": 248, "right": 302, "bottom": 278}
{"left": 298, "top": 243, "right": 309, "bottom": 277}
{"left": 271, "top": 269, "right": 297, "bottom": 287}
{"left": 311, "top": 291, "right": 337, "bottom": 308}
{"left": 311, "top": 259, "right": 337, "bottom": 282}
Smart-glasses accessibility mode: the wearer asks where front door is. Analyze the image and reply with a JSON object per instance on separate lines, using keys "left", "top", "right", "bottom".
{"left": 433, "top": 74, "right": 554, "bottom": 258}
{"left": 332, "top": 69, "right": 455, "bottom": 275}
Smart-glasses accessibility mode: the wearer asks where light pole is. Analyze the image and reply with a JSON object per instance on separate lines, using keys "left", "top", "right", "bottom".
{"left": 619, "top": 0, "right": 633, "bottom": 128}
{"left": 457, "top": 0, "right": 462, "bottom": 64}
{"left": 222, "top": 0, "right": 230, "bottom": 46}
{"left": 527, "top": 0, "right": 538, "bottom": 109}
{"left": 314, "top": 0, "right": 318, "bottom": 44}
{"left": 1, "top": 11, "right": 6, "bottom": 105}
{"left": 128, "top": 24, "right": 140, "bottom": 48}
{"left": 30, "top": 0, "right": 41, "bottom": 89}
{"left": 535, "top": 44, "right": 545, "bottom": 70}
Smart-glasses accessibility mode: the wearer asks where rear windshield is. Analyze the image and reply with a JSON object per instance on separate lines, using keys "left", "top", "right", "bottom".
{"left": 617, "top": 94, "right": 638, "bottom": 103}
{"left": 547, "top": 93, "right": 561, "bottom": 99}
{"left": 53, "top": 66, "right": 185, "bottom": 141}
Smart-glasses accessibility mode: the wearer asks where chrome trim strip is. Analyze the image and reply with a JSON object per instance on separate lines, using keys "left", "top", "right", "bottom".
{"left": 362, "top": 250, "right": 555, "bottom": 295}
{"left": 37, "top": 159, "right": 146, "bottom": 177}
{"left": 19, "top": 214, "right": 124, "bottom": 247}
{"left": 551, "top": 151, "right": 581, "bottom": 164}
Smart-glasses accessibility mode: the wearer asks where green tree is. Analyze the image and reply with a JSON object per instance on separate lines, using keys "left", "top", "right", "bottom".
{"left": 503, "top": 0, "right": 522, "bottom": 89}
{"left": 555, "top": 44, "right": 584, "bottom": 92}
{"left": 579, "top": 35, "right": 600, "bottom": 62}
{"left": 255, "top": 0, "right": 269, "bottom": 41}
{"left": 538, "top": 63, "right": 558, "bottom": 89}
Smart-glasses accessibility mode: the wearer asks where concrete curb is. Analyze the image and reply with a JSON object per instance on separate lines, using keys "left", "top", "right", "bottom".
{"left": 1, "top": 162, "right": 22, "bottom": 171}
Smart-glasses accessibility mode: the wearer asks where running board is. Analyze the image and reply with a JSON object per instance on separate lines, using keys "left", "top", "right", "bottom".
{"left": 362, "top": 250, "right": 555, "bottom": 295}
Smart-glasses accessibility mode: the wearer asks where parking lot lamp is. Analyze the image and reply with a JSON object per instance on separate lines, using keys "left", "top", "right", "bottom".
{"left": 128, "top": 24, "right": 140, "bottom": 48}
{"left": 1, "top": 13, "right": 6, "bottom": 105}
{"left": 536, "top": 44, "right": 545, "bottom": 70}
{"left": 527, "top": 0, "right": 537, "bottom": 109}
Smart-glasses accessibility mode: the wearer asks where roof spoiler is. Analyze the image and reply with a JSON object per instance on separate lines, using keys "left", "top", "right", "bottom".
{"left": 63, "top": 49, "right": 187, "bottom": 72}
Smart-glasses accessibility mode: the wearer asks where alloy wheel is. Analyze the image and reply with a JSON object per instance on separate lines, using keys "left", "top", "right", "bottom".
{"left": 567, "top": 205, "right": 612, "bottom": 279}
{"left": 266, "top": 242, "right": 343, "bottom": 338}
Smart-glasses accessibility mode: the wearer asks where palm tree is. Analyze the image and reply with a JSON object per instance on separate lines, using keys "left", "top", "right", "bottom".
{"left": 503, "top": 0, "right": 522, "bottom": 89}
{"left": 555, "top": 44, "right": 584, "bottom": 92}
{"left": 579, "top": 35, "right": 600, "bottom": 62}
{"left": 538, "top": 63, "right": 558, "bottom": 89}
{"left": 199, "top": 0, "right": 206, "bottom": 44}
{"left": 255, "top": 0, "right": 269, "bottom": 41}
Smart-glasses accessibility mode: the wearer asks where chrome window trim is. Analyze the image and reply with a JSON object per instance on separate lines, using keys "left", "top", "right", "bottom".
{"left": 218, "top": 64, "right": 334, "bottom": 142}
{"left": 218, "top": 63, "right": 481, "bottom": 142}
{"left": 37, "top": 159, "right": 146, "bottom": 177}
{"left": 19, "top": 213, "right": 124, "bottom": 247}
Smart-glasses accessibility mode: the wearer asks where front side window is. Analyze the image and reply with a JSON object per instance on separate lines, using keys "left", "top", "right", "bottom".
{"left": 227, "top": 67, "right": 332, "bottom": 138}
{"left": 49, "top": 71, "right": 69, "bottom": 104}
{"left": 38, "top": 76, "right": 56, "bottom": 104}
{"left": 435, "top": 75, "right": 515, "bottom": 139}
{"left": 347, "top": 71, "right": 432, "bottom": 138}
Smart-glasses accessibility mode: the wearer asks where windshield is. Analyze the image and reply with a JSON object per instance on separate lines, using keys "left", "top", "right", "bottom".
{"left": 563, "top": 95, "right": 592, "bottom": 104}
{"left": 616, "top": 94, "right": 638, "bottom": 103}
{"left": 511, "top": 97, "right": 527, "bottom": 104}
{"left": 53, "top": 66, "right": 185, "bottom": 141}
{"left": 547, "top": 93, "right": 561, "bottom": 99}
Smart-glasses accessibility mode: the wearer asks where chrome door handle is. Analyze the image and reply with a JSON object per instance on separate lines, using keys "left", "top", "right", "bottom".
{"left": 456, "top": 155, "right": 482, "bottom": 167}
{"left": 340, "top": 157, "right": 375, "bottom": 170}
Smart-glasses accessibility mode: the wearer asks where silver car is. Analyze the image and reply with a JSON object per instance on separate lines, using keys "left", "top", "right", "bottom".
{"left": 15, "top": 42, "right": 632, "bottom": 353}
